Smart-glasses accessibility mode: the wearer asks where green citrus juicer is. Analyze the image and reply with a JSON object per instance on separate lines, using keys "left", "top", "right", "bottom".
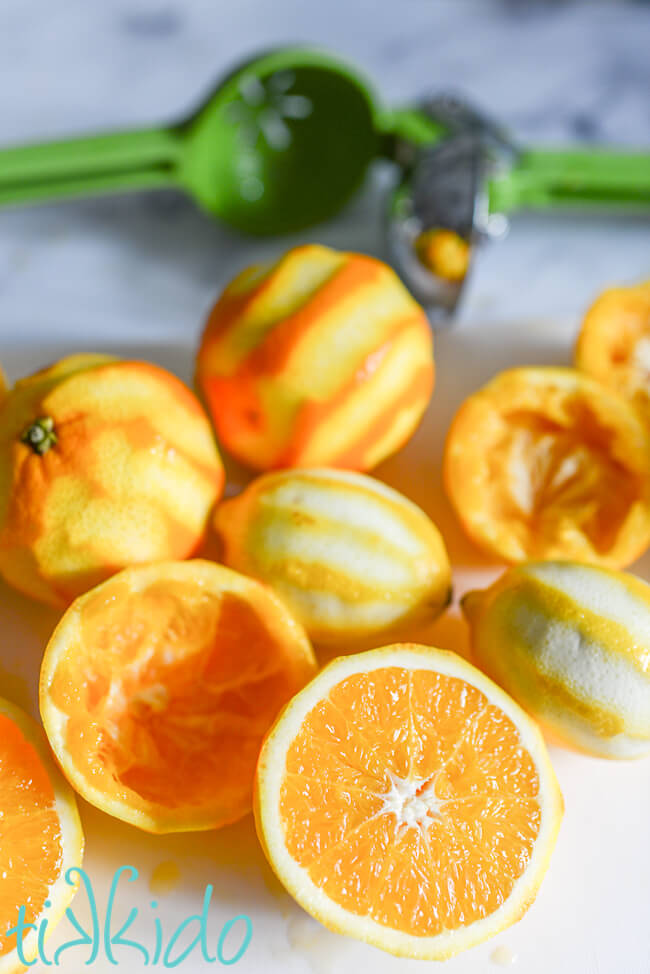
{"left": 0, "top": 46, "right": 648, "bottom": 315}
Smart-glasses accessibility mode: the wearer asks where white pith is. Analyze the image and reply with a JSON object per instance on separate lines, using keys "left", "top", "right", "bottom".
{"left": 378, "top": 771, "right": 444, "bottom": 829}
{"left": 525, "top": 560, "right": 650, "bottom": 653}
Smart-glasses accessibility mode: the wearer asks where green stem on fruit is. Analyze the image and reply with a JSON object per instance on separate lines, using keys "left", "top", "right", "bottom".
{"left": 21, "top": 417, "right": 58, "bottom": 455}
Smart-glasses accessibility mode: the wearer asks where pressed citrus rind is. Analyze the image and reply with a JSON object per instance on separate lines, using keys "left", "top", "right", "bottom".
{"left": 255, "top": 644, "right": 563, "bottom": 960}
{"left": 40, "top": 560, "right": 316, "bottom": 834}
{"left": 444, "top": 366, "right": 650, "bottom": 567}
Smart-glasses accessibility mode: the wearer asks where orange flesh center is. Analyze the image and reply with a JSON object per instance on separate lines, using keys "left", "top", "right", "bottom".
{"left": 280, "top": 667, "right": 541, "bottom": 937}
{"left": 48, "top": 579, "right": 304, "bottom": 819}
{"left": 0, "top": 715, "right": 62, "bottom": 957}
{"left": 488, "top": 403, "right": 641, "bottom": 554}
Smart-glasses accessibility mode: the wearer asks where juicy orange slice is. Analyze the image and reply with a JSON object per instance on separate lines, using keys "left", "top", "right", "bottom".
{"left": 39, "top": 560, "right": 316, "bottom": 833}
{"left": 0, "top": 697, "right": 83, "bottom": 974}
{"left": 255, "top": 645, "right": 563, "bottom": 960}
{"left": 444, "top": 366, "right": 650, "bottom": 567}
{"left": 575, "top": 281, "right": 650, "bottom": 419}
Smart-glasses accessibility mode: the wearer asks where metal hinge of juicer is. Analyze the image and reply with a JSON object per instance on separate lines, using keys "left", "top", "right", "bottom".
{"left": 387, "top": 94, "right": 519, "bottom": 321}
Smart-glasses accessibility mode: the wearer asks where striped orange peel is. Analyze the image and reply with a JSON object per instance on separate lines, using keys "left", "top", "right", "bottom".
{"left": 196, "top": 244, "right": 434, "bottom": 472}
{"left": 0, "top": 354, "right": 225, "bottom": 606}
{"left": 462, "top": 560, "right": 650, "bottom": 758}
{"left": 214, "top": 467, "right": 452, "bottom": 647}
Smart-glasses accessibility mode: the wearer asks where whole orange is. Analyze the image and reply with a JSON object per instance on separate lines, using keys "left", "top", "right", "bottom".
{"left": 0, "top": 354, "right": 224, "bottom": 606}
{"left": 196, "top": 244, "right": 434, "bottom": 472}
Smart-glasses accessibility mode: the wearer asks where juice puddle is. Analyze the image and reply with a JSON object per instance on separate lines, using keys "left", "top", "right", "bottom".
{"left": 149, "top": 861, "right": 181, "bottom": 896}
{"left": 491, "top": 944, "right": 517, "bottom": 966}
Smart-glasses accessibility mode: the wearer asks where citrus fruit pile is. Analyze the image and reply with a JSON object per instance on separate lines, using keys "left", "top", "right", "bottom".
{"left": 0, "top": 249, "right": 648, "bottom": 962}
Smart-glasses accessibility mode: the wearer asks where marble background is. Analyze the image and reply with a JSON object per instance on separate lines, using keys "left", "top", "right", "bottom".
{"left": 0, "top": 0, "right": 648, "bottom": 348}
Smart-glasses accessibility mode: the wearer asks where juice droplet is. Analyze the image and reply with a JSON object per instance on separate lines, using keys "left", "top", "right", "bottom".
{"left": 491, "top": 944, "right": 517, "bottom": 966}
{"left": 149, "top": 860, "right": 181, "bottom": 896}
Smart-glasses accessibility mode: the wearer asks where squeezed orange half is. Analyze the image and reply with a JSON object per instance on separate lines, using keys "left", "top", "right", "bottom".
{"left": 39, "top": 560, "right": 316, "bottom": 834}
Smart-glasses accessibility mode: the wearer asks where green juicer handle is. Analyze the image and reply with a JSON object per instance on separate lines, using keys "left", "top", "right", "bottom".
{"left": 386, "top": 109, "right": 650, "bottom": 212}
{"left": 491, "top": 147, "right": 650, "bottom": 211}
{"left": 0, "top": 126, "right": 182, "bottom": 206}
{"left": 0, "top": 105, "right": 648, "bottom": 215}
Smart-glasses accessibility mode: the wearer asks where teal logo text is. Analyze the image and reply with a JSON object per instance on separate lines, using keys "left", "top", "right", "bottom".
{"left": 5, "top": 865, "right": 252, "bottom": 968}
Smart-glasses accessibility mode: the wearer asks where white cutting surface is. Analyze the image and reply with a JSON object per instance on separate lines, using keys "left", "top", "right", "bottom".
{"left": 1, "top": 2, "right": 650, "bottom": 971}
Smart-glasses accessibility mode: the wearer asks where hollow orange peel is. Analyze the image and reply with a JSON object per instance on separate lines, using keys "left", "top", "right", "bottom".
{"left": 443, "top": 366, "right": 650, "bottom": 567}
{"left": 39, "top": 560, "right": 317, "bottom": 834}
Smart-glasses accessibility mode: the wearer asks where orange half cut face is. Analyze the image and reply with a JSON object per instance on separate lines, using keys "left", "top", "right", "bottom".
{"left": 255, "top": 645, "right": 563, "bottom": 960}
{"left": 0, "top": 697, "right": 83, "bottom": 974}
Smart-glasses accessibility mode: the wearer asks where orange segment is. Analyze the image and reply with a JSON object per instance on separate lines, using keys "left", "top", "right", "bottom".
{"left": 443, "top": 366, "right": 650, "bottom": 567}
{"left": 0, "top": 697, "right": 83, "bottom": 973}
{"left": 39, "top": 560, "right": 317, "bottom": 834}
{"left": 255, "top": 645, "right": 563, "bottom": 960}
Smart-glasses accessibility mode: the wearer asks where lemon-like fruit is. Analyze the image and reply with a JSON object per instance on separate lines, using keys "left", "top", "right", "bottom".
{"left": 462, "top": 560, "right": 650, "bottom": 758}
{"left": 214, "top": 468, "right": 452, "bottom": 647}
